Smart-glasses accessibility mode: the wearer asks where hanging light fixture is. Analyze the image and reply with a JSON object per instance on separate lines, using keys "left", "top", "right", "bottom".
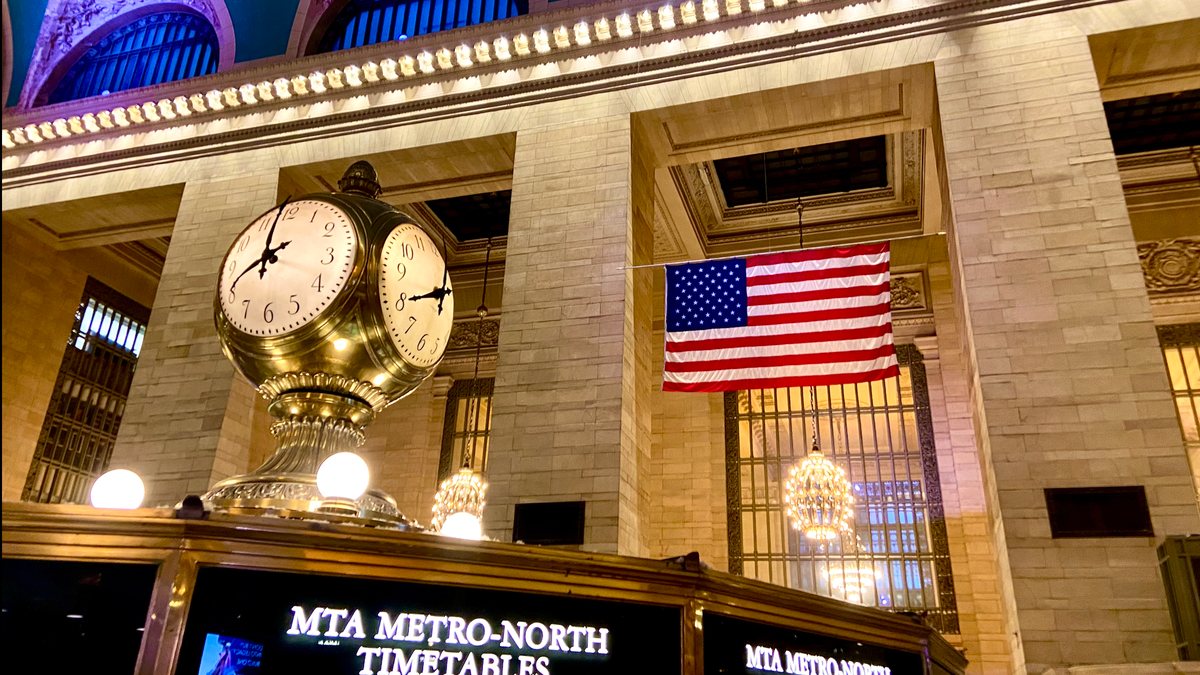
{"left": 784, "top": 387, "right": 854, "bottom": 540}
{"left": 432, "top": 238, "right": 493, "bottom": 540}
{"left": 824, "top": 562, "right": 880, "bottom": 604}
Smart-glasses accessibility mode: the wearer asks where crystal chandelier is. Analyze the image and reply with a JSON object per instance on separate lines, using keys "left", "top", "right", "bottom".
{"left": 431, "top": 238, "right": 493, "bottom": 540}
{"left": 824, "top": 562, "right": 880, "bottom": 604}
{"left": 784, "top": 387, "right": 854, "bottom": 541}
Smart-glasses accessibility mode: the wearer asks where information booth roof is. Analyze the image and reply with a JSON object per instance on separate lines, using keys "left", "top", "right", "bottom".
{"left": 2, "top": 502, "right": 967, "bottom": 675}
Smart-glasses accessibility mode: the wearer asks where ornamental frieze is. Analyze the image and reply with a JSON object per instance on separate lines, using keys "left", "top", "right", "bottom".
{"left": 1139, "top": 238, "right": 1200, "bottom": 294}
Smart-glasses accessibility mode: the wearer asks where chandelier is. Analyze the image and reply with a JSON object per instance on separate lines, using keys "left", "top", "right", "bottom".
{"left": 783, "top": 387, "right": 854, "bottom": 541}
{"left": 431, "top": 238, "right": 493, "bottom": 540}
{"left": 824, "top": 562, "right": 880, "bottom": 604}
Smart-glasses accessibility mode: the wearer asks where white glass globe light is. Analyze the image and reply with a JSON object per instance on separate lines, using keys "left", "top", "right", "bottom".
{"left": 440, "top": 511, "right": 483, "bottom": 540}
{"left": 89, "top": 469, "right": 145, "bottom": 509}
{"left": 316, "top": 452, "right": 370, "bottom": 500}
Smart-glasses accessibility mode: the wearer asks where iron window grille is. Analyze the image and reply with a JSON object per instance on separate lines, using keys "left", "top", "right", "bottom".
{"left": 22, "top": 279, "right": 149, "bottom": 504}
{"left": 46, "top": 12, "right": 219, "bottom": 105}
{"left": 438, "top": 378, "right": 495, "bottom": 482}
{"left": 1159, "top": 323, "right": 1200, "bottom": 481}
{"left": 724, "top": 344, "right": 959, "bottom": 633}
{"left": 316, "top": 0, "right": 526, "bottom": 53}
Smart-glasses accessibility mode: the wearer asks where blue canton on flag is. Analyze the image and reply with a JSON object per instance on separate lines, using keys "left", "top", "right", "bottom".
{"left": 665, "top": 258, "right": 748, "bottom": 332}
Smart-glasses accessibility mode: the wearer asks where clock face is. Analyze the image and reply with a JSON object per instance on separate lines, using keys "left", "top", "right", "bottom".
{"left": 218, "top": 200, "right": 357, "bottom": 337}
{"left": 378, "top": 223, "right": 454, "bottom": 368}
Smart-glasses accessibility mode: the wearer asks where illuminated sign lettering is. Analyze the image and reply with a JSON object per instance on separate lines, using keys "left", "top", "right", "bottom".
{"left": 745, "top": 644, "right": 892, "bottom": 675}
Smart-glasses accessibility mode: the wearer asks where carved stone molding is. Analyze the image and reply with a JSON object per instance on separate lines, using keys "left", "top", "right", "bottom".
{"left": 449, "top": 318, "right": 500, "bottom": 351}
{"left": 1140, "top": 238, "right": 1200, "bottom": 295}
{"left": 890, "top": 272, "right": 927, "bottom": 311}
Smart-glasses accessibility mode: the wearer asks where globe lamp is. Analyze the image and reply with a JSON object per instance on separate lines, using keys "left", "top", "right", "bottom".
{"left": 315, "top": 452, "right": 370, "bottom": 516}
{"left": 440, "top": 511, "right": 484, "bottom": 541}
{"left": 432, "top": 468, "right": 486, "bottom": 540}
{"left": 89, "top": 469, "right": 145, "bottom": 509}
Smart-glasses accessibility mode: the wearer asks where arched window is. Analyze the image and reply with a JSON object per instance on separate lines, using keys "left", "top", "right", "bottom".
{"left": 46, "top": 12, "right": 219, "bottom": 105}
{"left": 316, "top": 0, "right": 525, "bottom": 53}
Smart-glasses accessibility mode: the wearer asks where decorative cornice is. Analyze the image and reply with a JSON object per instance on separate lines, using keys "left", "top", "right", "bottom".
{"left": 1139, "top": 237, "right": 1200, "bottom": 295}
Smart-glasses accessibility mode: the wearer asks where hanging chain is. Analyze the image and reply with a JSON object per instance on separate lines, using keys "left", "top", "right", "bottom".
{"left": 464, "top": 239, "right": 493, "bottom": 471}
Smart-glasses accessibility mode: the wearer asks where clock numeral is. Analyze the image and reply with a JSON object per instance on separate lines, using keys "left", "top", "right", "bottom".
{"left": 242, "top": 299, "right": 251, "bottom": 319}
{"left": 401, "top": 243, "right": 414, "bottom": 260}
{"left": 227, "top": 259, "right": 237, "bottom": 274}
{"left": 312, "top": 274, "right": 323, "bottom": 293}
{"left": 310, "top": 211, "right": 318, "bottom": 223}
{"left": 417, "top": 334, "right": 428, "bottom": 351}
{"left": 414, "top": 236, "right": 425, "bottom": 252}
{"left": 283, "top": 205, "right": 300, "bottom": 220}
{"left": 405, "top": 316, "right": 416, "bottom": 334}
{"left": 263, "top": 302, "right": 274, "bottom": 323}
{"left": 321, "top": 247, "right": 335, "bottom": 265}
{"left": 395, "top": 262, "right": 406, "bottom": 279}
{"left": 226, "top": 288, "right": 236, "bottom": 304}
{"left": 258, "top": 217, "right": 271, "bottom": 231}
{"left": 323, "top": 222, "right": 335, "bottom": 237}
{"left": 431, "top": 337, "right": 440, "bottom": 353}
{"left": 288, "top": 295, "right": 300, "bottom": 315}
{"left": 238, "top": 237, "right": 250, "bottom": 252}
{"left": 395, "top": 293, "right": 406, "bottom": 312}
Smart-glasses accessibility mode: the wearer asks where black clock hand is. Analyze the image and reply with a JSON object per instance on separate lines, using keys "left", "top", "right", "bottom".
{"left": 258, "top": 200, "right": 291, "bottom": 279}
{"left": 230, "top": 240, "right": 292, "bottom": 290}
{"left": 408, "top": 286, "right": 452, "bottom": 303}
{"left": 436, "top": 265, "right": 451, "bottom": 316}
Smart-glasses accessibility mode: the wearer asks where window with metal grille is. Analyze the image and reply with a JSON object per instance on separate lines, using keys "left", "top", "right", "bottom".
{"left": 22, "top": 279, "right": 149, "bottom": 504}
{"left": 45, "top": 12, "right": 219, "bottom": 105}
{"left": 724, "top": 344, "right": 958, "bottom": 633}
{"left": 316, "top": 0, "right": 526, "bottom": 53}
{"left": 438, "top": 378, "right": 494, "bottom": 482}
{"left": 1159, "top": 323, "right": 1200, "bottom": 483}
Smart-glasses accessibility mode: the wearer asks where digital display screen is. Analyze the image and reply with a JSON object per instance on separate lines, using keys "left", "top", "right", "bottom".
{"left": 703, "top": 612, "right": 924, "bottom": 675}
{"left": 176, "top": 566, "right": 682, "bottom": 675}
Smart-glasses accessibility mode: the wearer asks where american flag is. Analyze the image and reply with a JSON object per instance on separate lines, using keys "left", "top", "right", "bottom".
{"left": 663, "top": 243, "right": 898, "bottom": 392}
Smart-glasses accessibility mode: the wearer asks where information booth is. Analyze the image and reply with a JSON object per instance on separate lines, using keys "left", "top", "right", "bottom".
{"left": 2, "top": 502, "right": 967, "bottom": 675}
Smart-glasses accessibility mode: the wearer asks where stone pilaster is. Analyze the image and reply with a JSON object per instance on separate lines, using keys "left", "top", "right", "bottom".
{"left": 935, "top": 18, "right": 1200, "bottom": 672}
{"left": 109, "top": 166, "right": 280, "bottom": 506}
{"left": 484, "top": 95, "right": 655, "bottom": 555}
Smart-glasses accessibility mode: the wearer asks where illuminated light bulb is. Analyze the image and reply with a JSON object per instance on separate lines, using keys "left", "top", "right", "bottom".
{"left": 2, "top": 130, "right": 13, "bottom": 148}
{"left": 333, "top": 338, "right": 349, "bottom": 351}
{"left": 255, "top": 82, "right": 274, "bottom": 101}
{"left": 399, "top": 55, "right": 417, "bottom": 76}
{"left": 156, "top": 100, "right": 176, "bottom": 119}
{"left": 173, "top": 96, "right": 192, "bottom": 116}
{"left": 89, "top": 469, "right": 145, "bottom": 509}
{"left": 26, "top": 124, "right": 44, "bottom": 142}
{"left": 493, "top": 37, "right": 511, "bottom": 59}
{"left": 12, "top": 127, "right": 29, "bottom": 144}
{"left": 773, "top": 0, "right": 787, "bottom": 6}
{"left": 82, "top": 113, "right": 100, "bottom": 131}
{"left": 553, "top": 26, "right": 570, "bottom": 49}
{"left": 206, "top": 90, "right": 224, "bottom": 110}
{"left": 474, "top": 41, "right": 491, "bottom": 62}
{"left": 362, "top": 61, "right": 380, "bottom": 82}
{"left": 222, "top": 87, "right": 241, "bottom": 106}
{"left": 455, "top": 45, "right": 473, "bottom": 67}
{"left": 238, "top": 84, "right": 258, "bottom": 105}
{"left": 616, "top": 13, "right": 633, "bottom": 37}
{"left": 316, "top": 452, "right": 370, "bottom": 501}
{"left": 659, "top": 6, "right": 676, "bottom": 28}
{"left": 38, "top": 122, "right": 56, "bottom": 139}
{"left": 142, "top": 103, "right": 161, "bottom": 121}
{"left": 68, "top": 116, "right": 85, "bottom": 133}
{"left": 703, "top": 0, "right": 720, "bottom": 20}
{"left": 379, "top": 58, "right": 399, "bottom": 80}
{"left": 594, "top": 18, "right": 611, "bottom": 39}
{"left": 681, "top": 1, "right": 698, "bottom": 23}
{"left": 112, "top": 107, "right": 130, "bottom": 126}
{"left": 726, "top": 0, "right": 743, "bottom": 14}
{"left": 54, "top": 118, "right": 72, "bottom": 136}
{"left": 273, "top": 78, "right": 292, "bottom": 99}
{"left": 532, "top": 29, "right": 550, "bottom": 53}
{"left": 750, "top": 0, "right": 765, "bottom": 10}
{"left": 513, "top": 34, "right": 530, "bottom": 55}
{"left": 290, "top": 75, "right": 309, "bottom": 95}
{"left": 372, "top": 372, "right": 387, "bottom": 386}
{"left": 343, "top": 64, "right": 362, "bottom": 86}
{"left": 326, "top": 68, "right": 345, "bottom": 88}
{"left": 417, "top": 52, "right": 435, "bottom": 73}
{"left": 574, "top": 21, "right": 591, "bottom": 45}
{"left": 784, "top": 446, "right": 854, "bottom": 541}
{"left": 441, "top": 511, "right": 483, "bottom": 540}
{"left": 308, "top": 72, "right": 327, "bottom": 94}
{"left": 126, "top": 105, "right": 145, "bottom": 123}
{"left": 638, "top": 10, "right": 654, "bottom": 32}
{"left": 98, "top": 110, "right": 115, "bottom": 128}
{"left": 432, "top": 468, "right": 487, "bottom": 539}
{"left": 188, "top": 94, "right": 207, "bottom": 112}
{"left": 435, "top": 48, "right": 454, "bottom": 70}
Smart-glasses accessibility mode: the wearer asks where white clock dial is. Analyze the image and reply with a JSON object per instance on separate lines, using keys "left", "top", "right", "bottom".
{"left": 379, "top": 223, "right": 454, "bottom": 367}
{"left": 218, "top": 200, "right": 357, "bottom": 337}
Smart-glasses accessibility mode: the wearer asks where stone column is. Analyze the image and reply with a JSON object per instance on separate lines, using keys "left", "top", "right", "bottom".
{"left": 109, "top": 166, "right": 280, "bottom": 507}
{"left": 934, "top": 18, "right": 1200, "bottom": 671}
{"left": 484, "top": 95, "right": 655, "bottom": 555}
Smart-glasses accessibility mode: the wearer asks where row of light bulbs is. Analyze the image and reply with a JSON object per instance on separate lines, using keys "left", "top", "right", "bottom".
{"left": 2, "top": 0, "right": 830, "bottom": 150}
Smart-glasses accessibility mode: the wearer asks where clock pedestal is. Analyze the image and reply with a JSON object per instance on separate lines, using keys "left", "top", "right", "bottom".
{"left": 203, "top": 390, "right": 407, "bottom": 523}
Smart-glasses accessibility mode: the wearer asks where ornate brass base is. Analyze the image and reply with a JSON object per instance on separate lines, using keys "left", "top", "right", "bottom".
{"left": 203, "top": 390, "right": 411, "bottom": 525}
